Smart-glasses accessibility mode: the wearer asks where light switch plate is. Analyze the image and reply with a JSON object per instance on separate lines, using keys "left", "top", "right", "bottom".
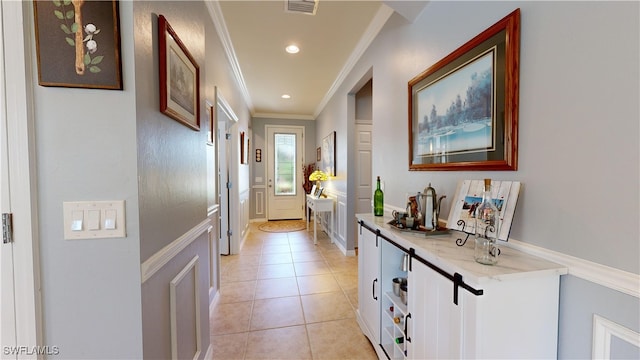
{"left": 63, "top": 200, "right": 126, "bottom": 240}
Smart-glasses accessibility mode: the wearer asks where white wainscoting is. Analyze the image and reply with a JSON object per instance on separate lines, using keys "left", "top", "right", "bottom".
{"left": 141, "top": 219, "right": 210, "bottom": 283}
{"left": 236, "top": 188, "right": 251, "bottom": 254}
{"left": 592, "top": 314, "right": 640, "bottom": 359}
{"left": 253, "top": 185, "right": 265, "bottom": 219}
{"left": 169, "top": 256, "right": 202, "bottom": 360}
{"left": 320, "top": 189, "right": 354, "bottom": 256}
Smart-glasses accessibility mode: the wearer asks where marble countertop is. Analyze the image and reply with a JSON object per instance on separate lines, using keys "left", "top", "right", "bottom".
{"left": 356, "top": 213, "right": 567, "bottom": 285}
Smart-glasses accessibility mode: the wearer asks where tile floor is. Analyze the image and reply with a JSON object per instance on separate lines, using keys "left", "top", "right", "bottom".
{"left": 209, "top": 221, "right": 378, "bottom": 360}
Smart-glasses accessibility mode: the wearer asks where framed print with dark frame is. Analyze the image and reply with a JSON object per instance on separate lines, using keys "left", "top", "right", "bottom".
{"left": 33, "top": 0, "right": 123, "bottom": 89}
{"left": 408, "top": 9, "right": 520, "bottom": 171}
{"left": 316, "top": 147, "right": 321, "bottom": 162}
{"left": 158, "top": 14, "right": 200, "bottom": 131}
{"left": 206, "top": 100, "right": 215, "bottom": 144}
{"left": 240, "top": 132, "right": 246, "bottom": 164}
{"left": 322, "top": 131, "right": 336, "bottom": 176}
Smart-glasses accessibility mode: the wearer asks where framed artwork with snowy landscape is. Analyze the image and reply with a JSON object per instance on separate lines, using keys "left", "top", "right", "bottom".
{"left": 408, "top": 9, "right": 520, "bottom": 171}
{"left": 33, "top": 0, "right": 123, "bottom": 90}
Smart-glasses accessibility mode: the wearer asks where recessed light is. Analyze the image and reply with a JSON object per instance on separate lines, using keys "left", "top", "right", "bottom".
{"left": 281, "top": 94, "right": 291, "bottom": 99}
{"left": 285, "top": 45, "right": 299, "bottom": 54}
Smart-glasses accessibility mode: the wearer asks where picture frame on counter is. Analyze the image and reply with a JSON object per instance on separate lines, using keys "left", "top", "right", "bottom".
{"left": 408, "top": 9, "right": 520, "bottom": 171}
{"left": 447, "top": 179, "right": 521, "bottom": 241}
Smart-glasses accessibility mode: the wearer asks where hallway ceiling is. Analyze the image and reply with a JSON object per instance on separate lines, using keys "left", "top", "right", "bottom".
{"left": 216, "top": 0, "right": 385, "bottom": 120}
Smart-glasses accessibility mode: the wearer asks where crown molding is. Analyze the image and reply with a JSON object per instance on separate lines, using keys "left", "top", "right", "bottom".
{"left": 206, "top": 1, "right": 254, "bottom": 113}
{"left": 252, "top": 112, "right": 315, "bottom": 121}
{"left": 313, "top": 4, "right": 394, "bottom": 118}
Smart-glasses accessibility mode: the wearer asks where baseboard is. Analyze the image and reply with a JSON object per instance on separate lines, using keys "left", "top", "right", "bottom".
{"left": 333, "top": 237, "right": 356, "bottom": 257}
{"left": 203, "top": 344, "right": 213, "bottom": 360}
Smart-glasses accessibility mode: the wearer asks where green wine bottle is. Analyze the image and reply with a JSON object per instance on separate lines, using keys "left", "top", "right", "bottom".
{"left": 374, "top": 176, "right": 384, "bottom": 216}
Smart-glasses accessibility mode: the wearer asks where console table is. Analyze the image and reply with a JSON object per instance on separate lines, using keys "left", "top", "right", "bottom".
{"left": 306, "top": 194, "right": 334, "bottom": 244}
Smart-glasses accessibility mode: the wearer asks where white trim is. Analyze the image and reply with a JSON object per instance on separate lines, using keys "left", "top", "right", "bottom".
{"left": 504, "top": 239, "right": 640, "bottom": 298}
{"left": 313, "top": 4, "right": 394, "bottom": 118}
{"left": 253, "top": 112, "right": 315, "bottom": 121}
{"left": 203, "top": 345, "right": 213, "bottom": 360}
{"left": 141, "top": 219, "right": 210, "bottom": 283}
{"left": 170, "top": 256, "right": 201, "bottom": 360}
{"left": 254, "top": 188, "right": 265, "bottom": 216}
{"left": 2, "top": 0, "right": 43, "bottom": 350}
{"left": 205, "top": 1, "right": 253, "bottom": 113}
{"left": 207, "top": 204, "right": 220, "bottom": 217}
{"left": 592, "top": 314, "right": 640, "bottom": 359}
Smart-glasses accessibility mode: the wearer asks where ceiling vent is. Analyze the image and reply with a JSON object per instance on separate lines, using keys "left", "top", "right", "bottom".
{"left": 285, "top": 0, "right": 318, "bottom": 15}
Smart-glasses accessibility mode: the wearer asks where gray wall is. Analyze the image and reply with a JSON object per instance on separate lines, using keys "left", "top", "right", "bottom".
{"left": 30, "top": 1, "right": 143, "bottom": 357}
{"left": 315, "top": 0, "right": 639, "bottom": 356}
{"left": 29, "top": 0, "right": 251, "bottom": 357}
{"left": 133, "top": 2, "right": 210, "bottom": 358}
{"left": 134, "top": 1, "right": 208, "bottom": 264}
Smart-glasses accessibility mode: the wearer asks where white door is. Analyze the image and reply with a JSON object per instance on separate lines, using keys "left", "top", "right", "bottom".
{"left": 355, "top": 124, "right": 372, "bottom": 214}
{"left": 0, "top": 0, "right": 17, "bottom": 351}
{"left": 266, "top": 126, "right": 304, "bottom": 220}
{"left": 0, "top": 63, "right": 17, "bottom": 360}
{"left": 215, "top": 91, "right": 239, "bottom": 255}
{"left": 1, "top": 1, "right": 40, "bottom": 353}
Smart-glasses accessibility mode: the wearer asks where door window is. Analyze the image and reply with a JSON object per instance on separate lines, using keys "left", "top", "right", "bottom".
{"left": 274, "top": 133, "right": 296, "bottom": 196}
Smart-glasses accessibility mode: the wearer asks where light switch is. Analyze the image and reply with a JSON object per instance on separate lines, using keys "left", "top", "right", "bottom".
{"left": 104, "top": 209, "right": 117, "bottom": 230}
{"left": 71, "top": 211, "right": 83, "bottom": 231}
{"left": 88, "top": 210, "right": 100, "bottom": 230}
{"left": 63, "top": 200, "right": 126, "bottom": 240}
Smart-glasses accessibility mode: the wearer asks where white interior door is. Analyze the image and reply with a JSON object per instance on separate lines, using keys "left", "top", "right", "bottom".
{"left": 355, "top": 124, "right": 373, "bottom": 214}
{"left": 0, "top": 0, "right": 17, "bottom": 351}
{"left": 1, "top": 2, "right": 40, "bottom": 354}
{"left": 216, "top": 91, "right": 238, "bottom": 255}
{"left": 266, "top": 126, "right": 304, "bottom": 220}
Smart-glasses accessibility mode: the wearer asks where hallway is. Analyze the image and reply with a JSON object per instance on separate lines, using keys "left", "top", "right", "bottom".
{"left": 209, "top": 222, "right": 377, "bottom": 359}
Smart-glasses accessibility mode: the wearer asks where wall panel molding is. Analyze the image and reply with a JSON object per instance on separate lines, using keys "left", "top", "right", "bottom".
{"left": 592, "top": 314, "right": 640, "bottom": 359}
{"left": 141, "top": 219, "right": 210, "bottom": 283}
{"left": 170, "top": 256, "right": 202, "bottom": 360}
{"left": 254, "top": 188, "right": 265, "bottom": 216}
{"left": 337, "top": 197, "right": 347, "bottom": 244}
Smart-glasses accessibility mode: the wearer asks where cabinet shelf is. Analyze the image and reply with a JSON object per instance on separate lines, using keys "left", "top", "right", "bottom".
{"left": 384, "top": 291, "right": 407, "bottom": 314}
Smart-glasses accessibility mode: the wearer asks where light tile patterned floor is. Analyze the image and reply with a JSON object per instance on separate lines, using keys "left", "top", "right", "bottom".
{"left": 209, "top": 222, "right": 378, "bottom": 360}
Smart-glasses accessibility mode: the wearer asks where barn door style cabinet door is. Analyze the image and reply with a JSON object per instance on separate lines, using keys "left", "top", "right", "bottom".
{"left": 356, "top": 214, "right": 567, "bottom": 360}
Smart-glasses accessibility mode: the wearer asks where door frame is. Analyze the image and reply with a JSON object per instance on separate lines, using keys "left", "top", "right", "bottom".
{"left": 1, "top": 0, "right": 42, "bottom": 352}
{"left": 265, "top": 125, "right": 305, "bottom": 220}
{"left": 215, "top": 90, "right": 238, "bottom": 255}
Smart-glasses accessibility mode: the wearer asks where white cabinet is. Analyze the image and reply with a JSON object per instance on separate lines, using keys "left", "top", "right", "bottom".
{"left": 357, "top": 221, "right": 381, "bottom": 346}
{"left": 408, "top": 259, "right": 463, "bottom": 359}
{"left": 356, "top": 214, "right": 566, "bottom": 360}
